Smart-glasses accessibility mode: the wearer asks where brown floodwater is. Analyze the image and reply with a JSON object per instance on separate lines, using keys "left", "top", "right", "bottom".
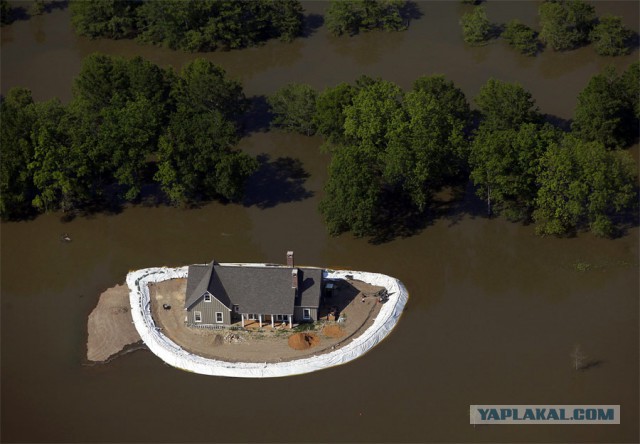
{"left": 1, "top": 2, "right": 638, "bottom": 443}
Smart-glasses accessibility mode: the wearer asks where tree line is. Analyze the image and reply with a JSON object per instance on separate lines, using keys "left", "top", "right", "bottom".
{"left": 69, "top": 0, "right": 304, "bottom": 51}
{"left": 268, "top": 62, "right": 639, "bottom": 238}
{"left": 461, "top": 0, "right": 635, "bottom": 57}
{"left": 66, "top": 1, "right": 417, "bottom": 50}
{"left": 2, "top": 52, "right": 637, "bottom": 239}
{"left": 1, "top": 54, "right": 257, "bottom": 219}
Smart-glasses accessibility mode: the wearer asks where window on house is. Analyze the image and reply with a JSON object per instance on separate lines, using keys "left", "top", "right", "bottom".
{"left": 303, "top": 309, "right": 311, "bottom": 320}
{"left": 215, "top": 312, "right": 223, "bottom": 323}
{"left": 204, "top": 293, "right": 211, "bottom": 302}
{"left": 194, "top": 311, "right": 202, "bottom": 323}
{"left": 233, "top": 305, "right": 239, "bottom": 313}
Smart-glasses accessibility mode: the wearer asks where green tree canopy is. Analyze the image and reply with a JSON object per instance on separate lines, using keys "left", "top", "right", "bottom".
{"left": 343, "top": 79, "right": 405, "bottom": 150}
{"left": 538, "top": 0, "right": 596, "bottom": 51}
{"left": 70, "top": 0, "right": 139, "bottom": 39}
{"left": 460, "top": 5, "right": 491, "bottom": 45}
{"left": 0, "top": 89, "right": 37, "bottom": 218}
{"left": 319, "top": 145, "right": 382, "bottom": 236}
{"left": 155, "top": 109, "right": 257, "bottom": 205}
{"left": 1, "top": 0, "right": 13, "bottom": 25}
{"left": 383, "top": 76, "right": 470, "bottom": 210}
{"left": 475, "top": 78, "right": 540, "bottom": 131}
{"left": 313, "top": 82, "right": 357, "bottom": 145}
{"left": 29, "top": 99, "right": 97, "bottom": 213}
{"left": 621, "top": 62, "right": 639, "bottom": 120}
{"left": 73, "top": 53, "right": 171, "bottom": 117}
{"left": 319, "top": 76, "right": 471, "bottom": 237}
{"left": 325, "top": 0, "right": 407, "bottom": 36}
{"left": 268, "top": 83, "right": 318, "bottom": 135}
{"left": 502, "top": 19, "right": 539, "bottom": 56}
{"left": 469, "top": 123, "right": 561, "bottom": 218}
{"left": 171, "top": 58, "right": 245, "bottom": 122}
{"left": 590, "top": 15, "right": 632, "bottom": 56}
{"left": 572, "top": 66, "right": 637, "bottom": 149}
{"left": 533, "top": 135, "right": 637, "bottom": 237}
{"left": 70, "top": 0, "right": 303, "bottom": 52}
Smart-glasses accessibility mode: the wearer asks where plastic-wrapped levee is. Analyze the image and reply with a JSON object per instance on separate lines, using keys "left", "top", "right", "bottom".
{"left": 127, "top": 264, "right": 408, "bottom": 377}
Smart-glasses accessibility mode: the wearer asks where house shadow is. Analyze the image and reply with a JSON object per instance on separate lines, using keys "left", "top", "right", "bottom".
{"left": 242, "top": 154, "right": 314, "bottom": 209}
{"left": 317, "top": 279, "right": 361, "bottom": 321}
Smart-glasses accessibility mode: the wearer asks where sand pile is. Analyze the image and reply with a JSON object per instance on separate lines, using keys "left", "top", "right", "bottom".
{"left": 322, "top": 325, "right": 345, "bottom": 338}
{"left": 288, "top": 332, "right": 320, "bottom": 350}
{"left": 87, "top": 284, "right": 141, "bottom": 362}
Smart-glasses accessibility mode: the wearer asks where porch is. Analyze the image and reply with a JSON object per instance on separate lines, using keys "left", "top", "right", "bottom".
{"left": 236, "top": 313, "right": 293, "bottom": 329}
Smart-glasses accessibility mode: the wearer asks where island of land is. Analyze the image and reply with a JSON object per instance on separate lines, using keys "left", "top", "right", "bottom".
{"left": 87, "top": 265, "right": 408, "bottom": 377}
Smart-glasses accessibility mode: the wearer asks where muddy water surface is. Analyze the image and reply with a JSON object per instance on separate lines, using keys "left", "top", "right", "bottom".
{"left": 1, "top": 2, "right": 638, "bottom": 442}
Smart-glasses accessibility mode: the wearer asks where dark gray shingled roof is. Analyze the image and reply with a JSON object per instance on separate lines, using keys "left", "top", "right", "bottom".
{"left": 184, "top": 262, "right": 323, "bottom": 314}
{"left": 296, "top": 267, "right": 322, "bottom": 308}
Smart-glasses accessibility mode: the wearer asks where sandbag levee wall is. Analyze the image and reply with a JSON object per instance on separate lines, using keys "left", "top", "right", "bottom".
{"left": 127, "top": 264, "right": 409, "bottom": 377}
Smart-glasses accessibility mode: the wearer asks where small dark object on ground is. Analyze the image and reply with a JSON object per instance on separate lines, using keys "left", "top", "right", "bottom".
{"left": 162, "top": 303, "right": 171, "bottom": 310}
{"left": 61, "top": 233, "right": 72, "bottom": 243}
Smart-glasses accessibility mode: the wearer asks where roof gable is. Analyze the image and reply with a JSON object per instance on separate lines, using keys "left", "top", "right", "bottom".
{"left": 185, "top": 262, "right": 322, "bottom": 314}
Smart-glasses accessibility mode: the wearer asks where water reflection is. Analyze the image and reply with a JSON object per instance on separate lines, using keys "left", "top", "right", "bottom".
{"left": 327, "top": 29, "right": 407, "bottom": 66}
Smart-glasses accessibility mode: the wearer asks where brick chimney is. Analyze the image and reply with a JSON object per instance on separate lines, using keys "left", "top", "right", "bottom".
{"left": 292, "top": 269, "right": 298, "bottom": 289}
{"left": 286, "top": 251, "right": 294, "bottom": 267}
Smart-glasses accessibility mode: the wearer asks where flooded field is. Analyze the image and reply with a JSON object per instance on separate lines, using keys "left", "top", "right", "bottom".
{"left": 1, "top": 1, "right": 638, "bottom": 442}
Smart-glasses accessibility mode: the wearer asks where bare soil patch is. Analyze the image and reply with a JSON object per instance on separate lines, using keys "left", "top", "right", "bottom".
{"left": 288, "top": 332, "right": 320, "bottom": 350}
{"left": 87, "top": 284, "right": 141, "bottom": 362}
{"left": 322, "top": 324, "right": 345, "bottom": 338}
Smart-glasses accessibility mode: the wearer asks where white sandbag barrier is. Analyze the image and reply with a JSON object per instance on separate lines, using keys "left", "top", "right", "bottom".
{"left": 127, "top": 264, "right": 408, "bottom": 377}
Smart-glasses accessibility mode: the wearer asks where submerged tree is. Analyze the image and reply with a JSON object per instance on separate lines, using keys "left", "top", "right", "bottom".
{"left": 475, "top": 78, "right": 540, "bottom": 131}
{"left": 538, "top": 0, "right": 596, "bottom": 51}
{"left": 533, "top": 135, "right": 637, "bottom": 237}
{"left": 70, "top": 0, "right": 304, "bottom": 52}
{"left": 325, "top": 0, "right": 407, "bottom": 36}
{"left": 319, "top": 76, "right": 471, "bottom": 238}
{"left": 572, "top": 66, "right": 638, "bottom": 149}
{"left": 268, "top": 83, "right": 318, "bottom": 135}
{"left": 590, "top": 15, "right": 632, "bottom": 56}
{"left": 460, "top": 5, "right": 491, "bottom": 45}
{"left": 70, "top": 0, "right": 139, "bottom": 39}
{"left": 470, "top": 123, "right": 560, "bottom": 218}
{"left": 155, "top": 109, "right": 257, "bottom": 205}
{"left": 0, "top": 89, "right": 37, "bottom": 218}
{"left": 313, "top": 82, "right": 357, "bottom": 145}
{"left": 319, "top": 145, "right": 383, "bottom": 236}
{"left": 1, "top": 0, "right": 13, "bottom": 25}
{"left": 502, "top": 19, "right": 539, "bottom": 56}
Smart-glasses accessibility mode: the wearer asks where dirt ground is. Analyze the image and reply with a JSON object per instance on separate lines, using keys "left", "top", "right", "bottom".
{"left": 87, "top": 284, "right": 141, "bottom": 362}
{"left": 148, "top": 277, "right": 384, "bottom": 363}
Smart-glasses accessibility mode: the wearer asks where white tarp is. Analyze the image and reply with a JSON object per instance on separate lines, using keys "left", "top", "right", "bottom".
{"left": 127, "top": 263, "right": 408, "bottom": 377}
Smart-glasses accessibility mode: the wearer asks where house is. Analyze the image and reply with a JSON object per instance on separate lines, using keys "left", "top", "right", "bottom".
{"left": 184, "top": 252, "right": 323, "bottom": 329}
